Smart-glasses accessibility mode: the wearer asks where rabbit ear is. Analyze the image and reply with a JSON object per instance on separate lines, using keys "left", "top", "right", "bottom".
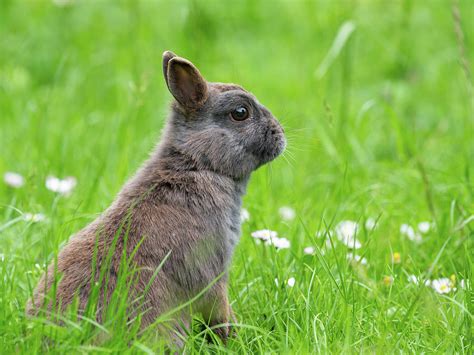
{"left": 162, "top": 50, "right": 176, "bottom": 90}
{"left": 166, "top": 56, "right": 209, "bottom": 110}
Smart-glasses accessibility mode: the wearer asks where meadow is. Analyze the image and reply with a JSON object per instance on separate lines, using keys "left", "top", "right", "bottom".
{"left": 0, "top": 0, "right": 473, "bottom": 353}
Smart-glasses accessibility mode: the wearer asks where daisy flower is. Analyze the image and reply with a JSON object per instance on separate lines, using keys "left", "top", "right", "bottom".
{"left": 400, "top": 224, "right": 422, "bottom": 243}
{"left": 407, "top": 275, "right": 419, "bottom": 284}
{"left": 407, "top": 274, "right": 431, "bottom": 286}
{"left": 365, "top": 217, "right": 377, "bottom": 230}
{"left": 417, "top": 221, "right": 431, "bottom": 234}
{"left": 386, "top": 307, "right": 397, "bottom": 316}
{"left": 240, "top": 208, "right": 250, "bottom": 223}
{"left": 346, "top": 252, "right": 367, "bottom": 265}
{"left": 4, "top": 172, "right": 24, "bottom": 188}
{"left": 278, "top": 206, "right": 295, "bottom": 221}
{"left": 45, "top": 175, "right": 77, "bottom": 196}
{"left": 287, "top": 277, "right": 296, "bottom": 287}
{"left": 23, "top": 213, "right": 46, "bottom": 223}
{"left": 335, "top": 220, "right": 362, "bottom": 249}
{"left": 265, "top": 236, "right": 291, "bottom": 249}
{"left": 251, "top": 229, "right": 277, "bottom": 241}
{"left": 304, "top": 246, "right": 315, "bottom": 255}
{"left": 251, "top": 230, "right": 290, "bottom": 249}
{"left": 431, "top": 278, "right": 455, "bottom": 294}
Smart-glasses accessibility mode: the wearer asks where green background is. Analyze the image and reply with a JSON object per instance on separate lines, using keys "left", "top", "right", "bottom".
{"left": 0, "top": 0, "right": 472, "bottom": 353}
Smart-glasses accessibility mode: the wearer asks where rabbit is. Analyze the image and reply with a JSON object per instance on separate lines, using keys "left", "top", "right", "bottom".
{"left": 26, "top": 50, "right": 286, "bottom": 346}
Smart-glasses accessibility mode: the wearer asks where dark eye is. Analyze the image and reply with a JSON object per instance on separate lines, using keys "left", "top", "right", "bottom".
{"left": 230, "top": 106, "right": 249, "bottom": 121}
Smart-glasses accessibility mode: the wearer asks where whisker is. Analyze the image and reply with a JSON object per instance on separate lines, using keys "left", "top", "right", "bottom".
{"left": 284, "top": 127, "right": 314, "bottom": 133}
{"left": 282, "top": 150, "right": 297, "bottom": 163}
{"left": 281, "top": 153, "right": 295, "bottom": 169}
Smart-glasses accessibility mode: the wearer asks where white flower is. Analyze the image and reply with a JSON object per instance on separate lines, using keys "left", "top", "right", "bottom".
{"left": 346, "top": 253, "right": 367, "bottom": 265}
{"left": 335, "top": 220, "right": 361, "bottom": 249}
{"left": 287, "top": 277, "right": 296, "bottom": 287}
{"left": 265, "top": 236, "right": 291, "bottom": 249}
{"left": 336, "top": 220, "right": 358, "bottom": 239}
{"left": 386, "top": 307, "right": 397, "bottom": 316}
{"left": 431, "top": 278, "right": 454, "bottom": 294}
{"left": 365, "top": 218, "right": 377, "bottom": 230}
{"left": 407, "top": 275, "right": 419, "bottom": 284}
{"left": 251, "top": 230, "right": 290, "bottom": 249}
{"left": 251, "top": 229, "right": 277, "bottom": 241}
{"left": 407, "top": 275, "right": 431, "bottom": 286}
{"left": 4, "top": 172, "right": 24, "bottom": 188}
{"left": 240, "top": 208, "right": 250, "bottom": 223}
{"left": 46, "top": 176, "right": 77, "bottom": 195}
{"left": 400, "top": 224, "right": 422, "bottom": 243}
{"left": 304, "top": 246, "right": 315, "bottom": 255}
{"left": 23, "top": 213, "right": 46, "bottom": 223}
{"left": 417, "top": 221, "right": 431, "bottom": 234}
{"left": 278, "top": 206, "right": 295, "bottom": 221}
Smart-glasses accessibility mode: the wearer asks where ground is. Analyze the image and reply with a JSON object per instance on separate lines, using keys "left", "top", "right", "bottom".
{"left": 0, "top": 0, "right": 472, "bottom": 353}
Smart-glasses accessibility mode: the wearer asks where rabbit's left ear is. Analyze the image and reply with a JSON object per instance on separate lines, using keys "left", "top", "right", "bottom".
{"left": 162, "top": 50, "right": 177, "bottom": 89}
{"left": 163, "top": 53, "right": 209, "bottom": 110}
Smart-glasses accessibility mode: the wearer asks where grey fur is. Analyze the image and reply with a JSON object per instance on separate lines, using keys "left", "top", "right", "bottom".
{"left": 26, "top": 51, "right": 286, "bottom": 345}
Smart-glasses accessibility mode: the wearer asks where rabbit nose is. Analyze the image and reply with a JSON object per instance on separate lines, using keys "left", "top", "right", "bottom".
{"left": 270, "top": 120, "right": 284, "bottom": 135}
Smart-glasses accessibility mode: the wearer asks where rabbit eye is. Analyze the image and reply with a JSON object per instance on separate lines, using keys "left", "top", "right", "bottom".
{"left": 230, "top": 106, "right": 249, "bottom": 121}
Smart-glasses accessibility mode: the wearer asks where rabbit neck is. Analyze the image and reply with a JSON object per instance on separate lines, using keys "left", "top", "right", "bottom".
{"left": 122, "top": 142, "right": 249, "bottom": 198}
{"left": 154, "top": 140, "right": 251, "bottom": 186}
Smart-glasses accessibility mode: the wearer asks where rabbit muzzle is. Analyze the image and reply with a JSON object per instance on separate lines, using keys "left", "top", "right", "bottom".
{"left": 260, "top": 118, "right": 286, "bottom": 163}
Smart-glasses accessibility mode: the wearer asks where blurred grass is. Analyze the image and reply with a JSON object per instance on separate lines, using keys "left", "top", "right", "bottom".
{"left": 0, "top": 0, "right": 473, "bottom": 353}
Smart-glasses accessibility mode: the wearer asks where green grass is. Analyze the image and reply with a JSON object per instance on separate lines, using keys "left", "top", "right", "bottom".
{"left": 1, "top": 0, "right": 473, "bottom": 353}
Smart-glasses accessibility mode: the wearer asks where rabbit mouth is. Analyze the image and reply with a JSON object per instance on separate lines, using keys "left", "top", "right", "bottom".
{"left": 260, "top": 133, "right": 286, "bottom": 164}
{"left": 273, "top": 135, "right": 287, "bottom": 157}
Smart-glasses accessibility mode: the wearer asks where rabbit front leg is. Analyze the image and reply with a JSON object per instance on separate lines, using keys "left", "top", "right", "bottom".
{"left": 200, "top": 281, "right": 235, "bottom": 343}
{"left": 165, "top": 316, "right": 191, "bottom": 350}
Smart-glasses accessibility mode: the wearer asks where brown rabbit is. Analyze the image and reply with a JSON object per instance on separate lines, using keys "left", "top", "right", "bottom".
{"left": 26, "top": 51, "right": 286, "bottom": 345}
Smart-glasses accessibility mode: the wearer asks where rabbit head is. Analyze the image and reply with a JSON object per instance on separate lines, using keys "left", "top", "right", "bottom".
{"left": 161, "top": 51, "right": 286, "bottom": 180}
